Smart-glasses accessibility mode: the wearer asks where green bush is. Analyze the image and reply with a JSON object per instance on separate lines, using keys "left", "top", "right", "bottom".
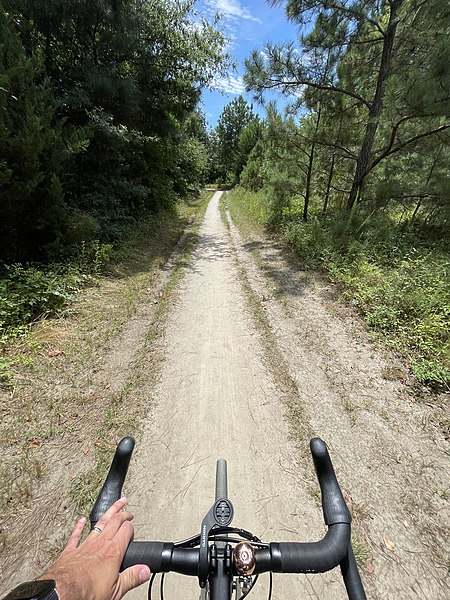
{"left": 240, "top": 158, "right": 264, "bottom": 191}
{"left": 0, "top": 265, "right": 71, "bottom": 330}
{"left": 65, "top": 212, "right": 99, "bottom": 245}
{"left": 0, "top": 241, "right": 111, "bottom": 337}
{"left": 226, "top": 189, "right": 450, "bottom": 388}
{"left": 412, "top": 359, "right": 450, "bottom": 388}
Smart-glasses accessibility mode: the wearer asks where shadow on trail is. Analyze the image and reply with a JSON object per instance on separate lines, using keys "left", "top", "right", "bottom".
{"left": 182, "top": 231, "right": 232, "bottom": 276}
{"left": 181, "top": 227, "right": 312, "bottom": 303}
{"left": 241, "top": 238, "right": 310, "bottom": 300}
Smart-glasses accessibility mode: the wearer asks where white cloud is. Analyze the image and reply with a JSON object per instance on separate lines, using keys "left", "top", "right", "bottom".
{"left": 204, "top": 0, "right": 261, "bottom": 24}
{"left": 212, "top": 74, "right": 246, "bottom": 94}
{"left": 217, "top": 0, "right": 261, "bottom": 23}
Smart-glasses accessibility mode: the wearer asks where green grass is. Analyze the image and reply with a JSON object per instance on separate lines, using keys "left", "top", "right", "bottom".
{"left": 68, "top": 190, "right": 212, "bottom": 515}
{"left": 223, "top": 187, "right": 270, "bottom": 236}
{"left": 0, "top": 192, "right": 213, "bottom": 388}
{"left": 226, "top": 187, "right": 450, "bottom": 389}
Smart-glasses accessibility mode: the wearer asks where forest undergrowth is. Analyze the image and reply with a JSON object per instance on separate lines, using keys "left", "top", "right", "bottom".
{"left": 0, "top": 193, "right": 210, "bottom": 389}
{"left": 226, "top": 188, "right": 450, "bottom": 390}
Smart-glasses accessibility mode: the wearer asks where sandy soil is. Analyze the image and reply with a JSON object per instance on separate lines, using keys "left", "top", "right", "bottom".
{"left": 125, "top": 191, "right": 347, "bottom": 600}
{"left": 124, "top": 191, "right": 449, "bottom": 599}
{"left": 2, "top": 191, "right": 448, "bottom": 599}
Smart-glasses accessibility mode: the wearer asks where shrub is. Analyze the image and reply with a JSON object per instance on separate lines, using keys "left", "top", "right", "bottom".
{"left": 0, "top": 265, "right": 71, "bottom": 331}
{"left": 226, "top": 189, "right": 450, "bottom": 388}
{"left": 0, "top": 242, "right": 111, "bottom": 337}
{"left": 65, "top": 212, "right": 99, "bottom": 245}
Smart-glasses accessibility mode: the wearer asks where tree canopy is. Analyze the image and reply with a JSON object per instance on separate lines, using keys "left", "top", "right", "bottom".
{"left": 0, "top": 0, "right": 228, "bottom": 261}
{"left": 244, "top": 0, "right": 450, "bottom": 218}
{"left": 211, "top": 95, "right": 260, "bottom": 184}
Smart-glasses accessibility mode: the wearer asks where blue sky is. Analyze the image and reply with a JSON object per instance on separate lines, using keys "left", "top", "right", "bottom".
{"left": 195, "top": 0, "right": 301, "bottom": 128}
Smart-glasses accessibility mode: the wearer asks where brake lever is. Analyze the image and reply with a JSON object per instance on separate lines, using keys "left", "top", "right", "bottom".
{"left": 310, "top": 437, "right": 351, "bottom": 526}
{"left": 89, "top": 436, "right": 135, "bottom": 529}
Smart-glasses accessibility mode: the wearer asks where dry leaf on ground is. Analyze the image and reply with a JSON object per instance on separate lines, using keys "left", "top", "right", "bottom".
{"left": 47, "top": 349, "right": 64, "bottom": 357}
{"left": 383, "top": 532, "right": 396, "bottom": 551}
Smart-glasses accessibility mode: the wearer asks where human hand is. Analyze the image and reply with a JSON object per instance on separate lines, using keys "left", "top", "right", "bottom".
{"left": 38, "top": 498, "right": 150, "bottom": 600}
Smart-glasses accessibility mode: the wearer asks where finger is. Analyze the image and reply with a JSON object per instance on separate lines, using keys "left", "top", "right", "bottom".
{"left": 97, "top": 510, "right": 134, "bottom": 541}
{"left": 112, "top": 519, "right": 135, "bottom": 555}
{"left": 117, "top": 565, "right": 150, "bottom": 597}
{"left": 89, "top": 497, "right": 128, "bottom": 534}
{"left": 63, "top": 517, "right": 87, "bottom": 551}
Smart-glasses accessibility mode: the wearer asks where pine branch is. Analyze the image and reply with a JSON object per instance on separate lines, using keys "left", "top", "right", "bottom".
{"left": 368, "top": 123, "right": 450, "bottom": 174}
{"left": 261, "top": 78, "right": 371, "bottom": 108}
{"left": 323, "top": 2, "right": 387, "bottom": 37}
{"left": 314, "top": 140, "right": 358, "bottom": 160}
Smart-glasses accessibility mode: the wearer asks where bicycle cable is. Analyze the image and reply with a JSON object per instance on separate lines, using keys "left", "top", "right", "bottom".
{"left": 208, "top": 536, "right": 268, "bottom": 547}
{"left": 160, "top": 573, "right": 165, "bottom": 600}
{"left": 236, "top": 575, "right": 259, "bottom": 600}
{"left": 147, "top": 572, "right": 157, "bottom": 600}
{"left": 174, "top": 526, "right": 261, "bottom": 548}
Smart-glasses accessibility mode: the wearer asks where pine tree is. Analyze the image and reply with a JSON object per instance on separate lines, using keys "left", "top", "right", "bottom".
{"left": 245, "top": 0, "right": 450, "bottom": 213}
{"left": 215, "top": 96, "right": 256, "bottom": 183}
{"left": 0, "top": 6, "right": 66, "bottom": 261}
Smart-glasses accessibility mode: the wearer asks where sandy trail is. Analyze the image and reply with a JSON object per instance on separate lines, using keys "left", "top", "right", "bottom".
{"left": 126, "top": 192, "right": 343, "bottom": 599}
{"left": 2, "top": 189, "right": 447, "bottom": 599}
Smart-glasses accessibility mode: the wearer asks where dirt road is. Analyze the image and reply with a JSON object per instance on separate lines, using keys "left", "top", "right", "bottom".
{"left": 126, "top": 191, "right": 341, "bottom": 599}
{"left": 1, "top": 190, "right": 448, "bottom": 599}
{"left": 125, "top": 191, "right": 449, "bottom": 599}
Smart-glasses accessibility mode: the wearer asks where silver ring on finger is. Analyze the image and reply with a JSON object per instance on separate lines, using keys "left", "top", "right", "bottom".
{"left": 92, "top": 526, "right": 103, "bottom": 533}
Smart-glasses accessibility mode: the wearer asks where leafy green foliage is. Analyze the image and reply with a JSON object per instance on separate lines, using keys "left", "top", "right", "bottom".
{"left": 228, "top": 187, "right": 450, "bottom": 388}
{"left": 0, "top": 266, "right": 74, "bottom": 330}
{"left": 0, "top": 0, "right": 228, "bottom": 261}
{"left": 292, "top": 219, "right": 450, "bottom": 387}
{"left": 0, "top": 242, "right": 111, "bottom": 336}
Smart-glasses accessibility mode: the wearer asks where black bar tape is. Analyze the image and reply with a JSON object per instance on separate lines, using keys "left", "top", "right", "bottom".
{"left": 122, "top": 543, "right": 200, "bottom": 576}
{"left": 340, "top": 544, "right": 367, "bottom": 600}
{"left": 122, "top": 542, "right": 174, "bottom": 572}
{"left": 310, "top": 438, "right": 351, "bottom": 526}
{"left": 252, "top": 548, "right": 273, "bottom": 575}
{"left": 268, "top": 524, "right": 351, "bottom": 573}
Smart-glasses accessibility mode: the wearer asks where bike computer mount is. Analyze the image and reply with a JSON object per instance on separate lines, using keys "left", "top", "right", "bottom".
{"left": 198, "top": 498, "right": 234, "bottom": 588}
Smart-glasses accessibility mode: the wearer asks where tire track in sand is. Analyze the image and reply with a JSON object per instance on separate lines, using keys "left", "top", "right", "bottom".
{"left": 126, "top": 192, "right": 345, "bottom": 599}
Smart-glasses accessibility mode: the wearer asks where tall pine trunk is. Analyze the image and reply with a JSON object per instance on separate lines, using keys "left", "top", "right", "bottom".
{"left": 347, "top": 0, "right": 404, "bottom": 210}
{"left": 323, "top": 153, "right": 335, "bottom": 215}
{"left": 303, "top": 107, "right": 321, "bottom": 221}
